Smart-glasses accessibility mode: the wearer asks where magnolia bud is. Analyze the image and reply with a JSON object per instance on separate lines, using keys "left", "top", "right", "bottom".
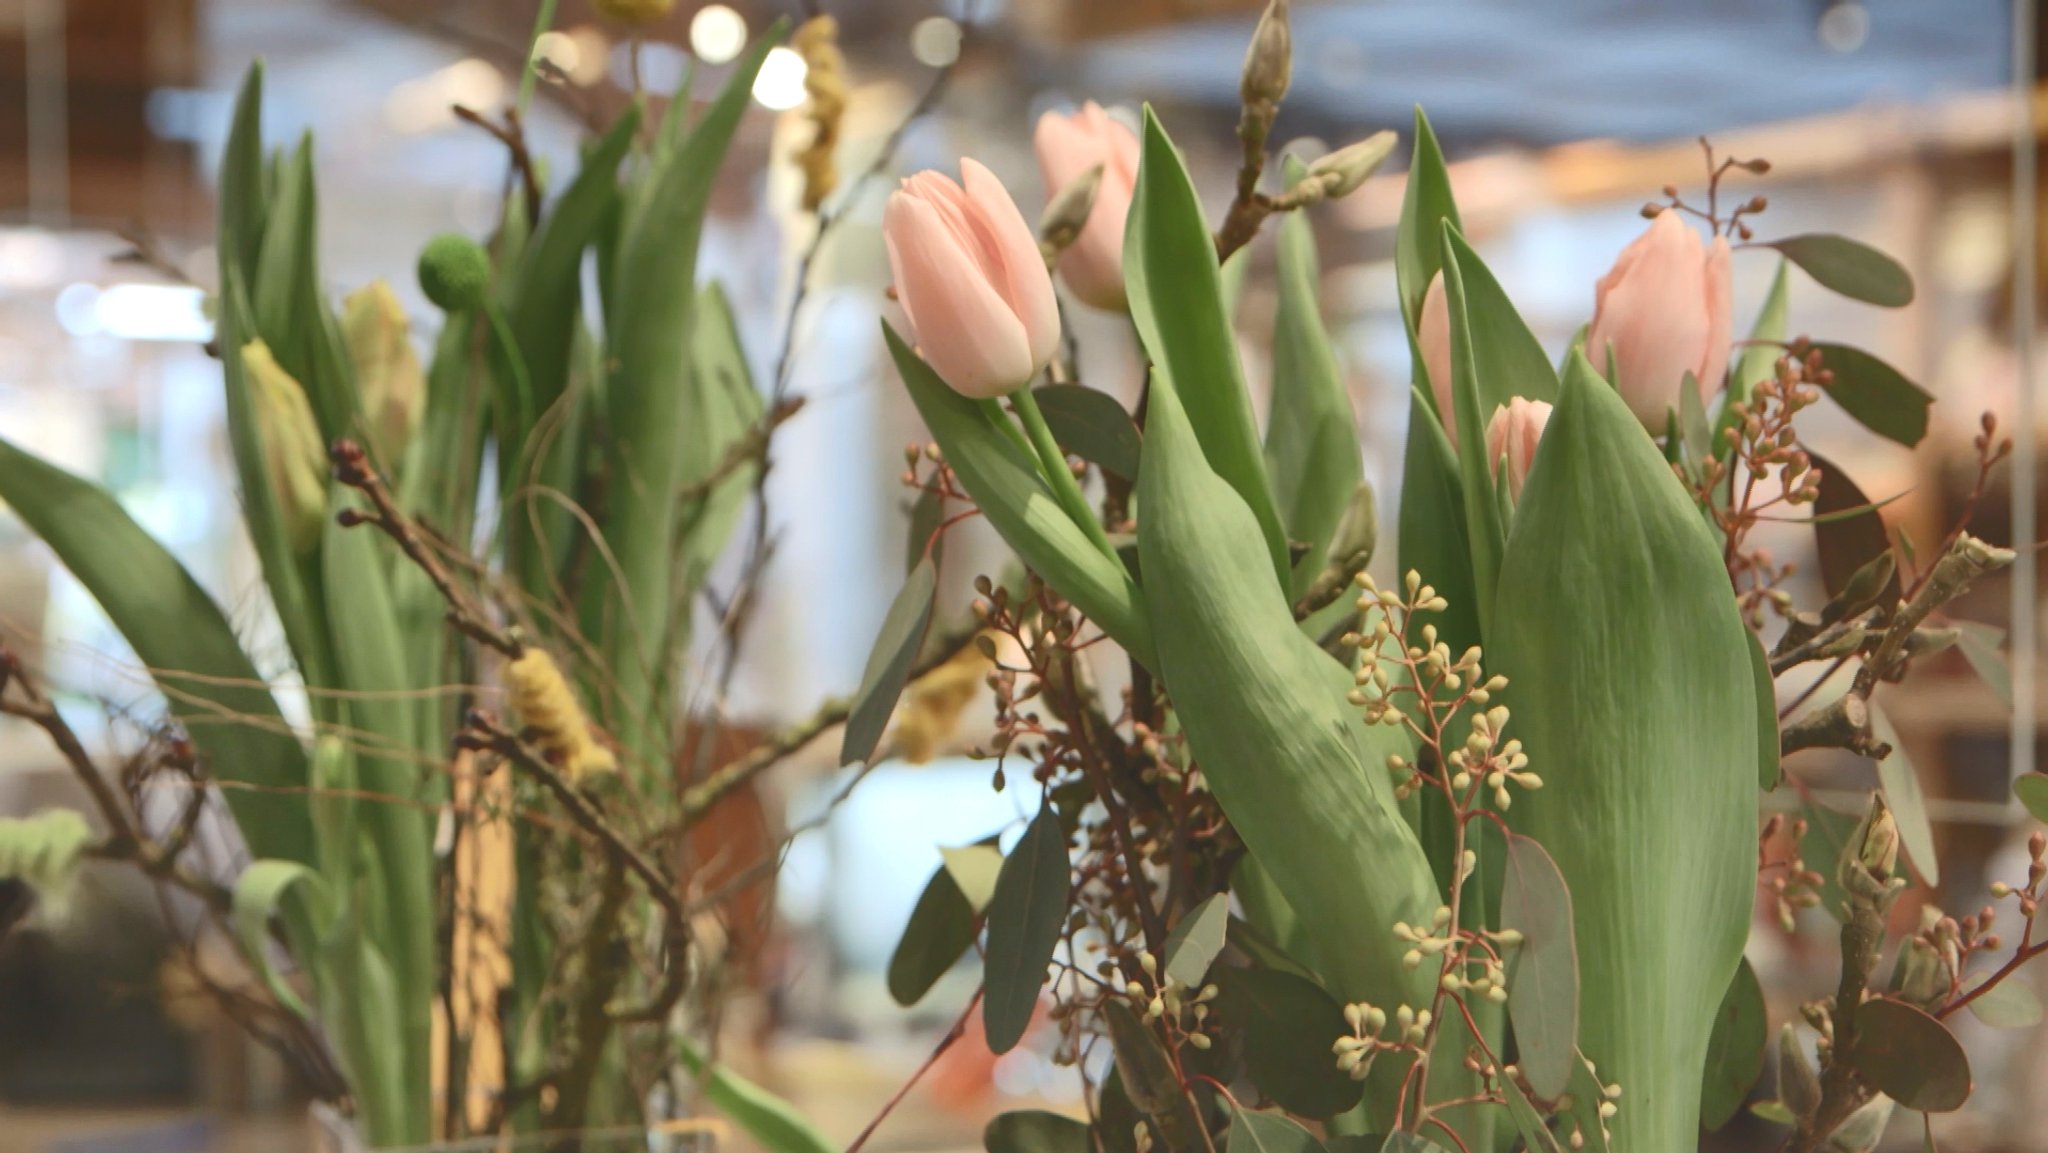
{"left": 1777, "top": 1024, "right": 1821, "bottom": 1119}
{"left": 341, "top": 279, "right": 425, "bottom": 468}
{"left": 1240, "top": 0, "right": 1293, "bottom": 109}
{"left": 1038, "top": 163, "right": 1105, "bottom": 258}
{"left": 1306, "top": 130, "right": 1398, "bottom": 200}
{"left": 1890, "top": 937, "right": 1944, "bottom": 1009}
{"left": 240, "top": 339, "right": 329, "bottom": 554}
{"left": 1826, "top": 1094, "right": 1894, "bottom": 1153}
{"left": 1325, "top": 481, "right": 1379, "bottom": 568}
{"left": 1857, "top": 797, "right": 1900, "bottom": 881}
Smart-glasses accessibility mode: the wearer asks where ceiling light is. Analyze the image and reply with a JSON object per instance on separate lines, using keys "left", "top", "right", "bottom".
{"left": 691, "top": 5, "right": 748, "bottom": 66}
{"left": 752, "top": 47, "right": 809, "bottom": 111}
{"left": 910, "top": 17, "right": 962, "bottom": 67}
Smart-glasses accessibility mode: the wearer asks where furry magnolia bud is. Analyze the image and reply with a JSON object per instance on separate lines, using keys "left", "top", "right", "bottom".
{"left": 1305, "top": 130, "right": 1398, "bottom": 200}
{"left": 1240, "top": 0, "right": 1292, "bottom": 109}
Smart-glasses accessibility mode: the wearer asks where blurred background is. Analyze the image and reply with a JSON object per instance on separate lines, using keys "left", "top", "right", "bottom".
{"left": 0, "top": 0, "right": 2043, "bottom": 1150}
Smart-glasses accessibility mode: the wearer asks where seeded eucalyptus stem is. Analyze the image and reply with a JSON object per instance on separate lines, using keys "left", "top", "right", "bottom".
{"left": 1011, "top": 385, "right": 1121, "bottom": 562}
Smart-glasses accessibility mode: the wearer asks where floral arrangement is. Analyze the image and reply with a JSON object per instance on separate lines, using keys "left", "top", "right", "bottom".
{"left": 0, "top": 4, "right": 2041, "bottom": 1153}
{"left": 860, "top": 5, "right": 2048, "bottom": 1153}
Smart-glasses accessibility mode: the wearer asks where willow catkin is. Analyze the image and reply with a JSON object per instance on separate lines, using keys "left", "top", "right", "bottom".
{"left": 793, "top": 15, "right": 847, "bottom": 212}
{"left": 504, "top": 648, "right": 616, "bottom": 782}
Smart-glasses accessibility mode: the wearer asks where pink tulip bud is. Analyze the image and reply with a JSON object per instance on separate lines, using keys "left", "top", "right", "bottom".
{"left": 1585, "top": 210, "right": 1733, "bottom": 428}
{"left": 1416, "top": 271, "right": 1459, "bottom": 448}
{"left": 1484, "top": 397, "right": 1552, "bottom": 502}
{"left": 884, "top": 159, "right": 1062, "bottom": 399}
{"left": 1033, "top": 103, "right": 1141, "bottom": 312}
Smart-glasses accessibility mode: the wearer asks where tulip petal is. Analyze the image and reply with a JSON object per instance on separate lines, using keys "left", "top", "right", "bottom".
{"left": 960, "top": 159, "right": 1062, "bottom": 370}
{"left": 884, "top": 192, "right": 1033, "bottom": 399}
{"left": 1588, "top": 211, "right": 1713, "bottom": 425}
{"left": 1417, "top": 272, "right": 1457, "bottom": 448}
{"left": 1698, "top": 235, "right": 1734, "bottom": 398}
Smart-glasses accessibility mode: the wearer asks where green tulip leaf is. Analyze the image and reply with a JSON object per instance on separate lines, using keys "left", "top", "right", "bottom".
{"left": 1267, "top": 168, "right": 1364, "bottom": 598}
{"left": 1749, "top": 630, "right": 1783, "bottom": 790}
{"left": 676, "top": 1038, "right": 838, "bottom": 1153}
{"left": 231, "top": 860, "right": 334, "bottom": 1021}
{"left": 1217, "top": 967, "right": 1363, "bottom": 1119}
{"left": 1500, "top": 1072, "right": 1566, "bottom": 1153}
{"left": 1501, "top": 833, "right": 1579, "bottom": 1100}
{"left": 983, "top": 804, "right": 1070, "bottom": 1054}
{"left": 1395, "top": 107, "right": 1462, "bottom": 336}
{"left": 1718, "top": 261, "right": 1790, "bottom": 465}
{"left": 0, "top": 439, "right": 314, "bottom": 867}
{"left": 1493, "top": 354, "right": 1758, "bottom": 1150}
{"left": 1851, "top": 1000, "right": 1971, "bottom": 1112}
{"left": 1808, "top": 342, "right": 1931, "bottom": 448}
{"left": 842, "top": 557, "right": 937, "bottom": 766}
{"left": 888, "top": 325, "right": 1153, "bottom": 665}
{"left": 1126, "top": 106, "right": 1289, "bottom": 588}
{"left": 1137, "top": 366, "right": 1436, "bottom": 1015}
{"left": 1769, "top": 234, "right": 1914, "bottom": 309}
{"left": 1699, "top": 958, "right": 1768, "bottom": 1131}
{"left": 1034, "top": 384, "right": 1142, "bottom": 482}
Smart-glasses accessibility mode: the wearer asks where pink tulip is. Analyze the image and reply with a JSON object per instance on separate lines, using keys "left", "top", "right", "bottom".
{"left": 1585, "top": 210, "right": 1733, "bottom": 428}
{"left": 1416, "top": 271, "right": 1459, "bottom": 448}
{"left": 1485, "top": 397, "right": 1553, "bottom": 503}
{"left": 1033, "top": 102, "right": 1141, "bottom": 312}
{"left": 884, "top": 159, "right": 1061, "bottom": 399}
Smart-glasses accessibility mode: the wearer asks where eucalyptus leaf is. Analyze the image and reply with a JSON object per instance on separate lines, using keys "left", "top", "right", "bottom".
{"left": 906, "top": 485, "right": 946, "bottom": 574}
{"left": 1493, "top": 354, "right": 1758, "bottom": 1149}
{"left": 1699, "top": 958, "right": 1767, "bottom": 1131}
{"left": 1951, "top": 621, "right": 2011, "bottom": 708}
{"left": 983, "top": 804, "right": 1070, "bottom": 1054}
{"left": 1217, "top": 967, "right": 1362, "bottom": 1119}
{"left": 1808, "top": 343, "right": 1931, "bottom": 448}
{"left": 1769, "top": 234, "right": 1914, "bottom": 308}
{"left": 1163, "top": 893, "right": 1230, "bottom": 991}
{"left": 2017, "top": 773, "right": 2048, "bottom": 825}
{"left": 1035, "top": 384, "right": 1141, "bottom": 482}
{"left": 1960, "top": 973, "right": 2043, "bottom": 1028}
{"left": 1749, "top": 630, "right": 1783, "bottom": 790}
{"left": 888, "top": 861, "right": 980, "bottom": 1007}
{"left": 985, "top": 1111, "right": 1091, "bottom": 1153}
{"left": 1867, "top": 702, "right": 1938, "bottom": 885}
{"left": 1809, "top": 451, "right": 1897, "bottom": 603}
{"left": 842, "top": 558, "right": 937, "bottom": 766}
{"left": 1500, "top": 833, "right": 1578, "bottom": 1100}
{"left": 1500, "top": 1073, "right": 1566, "bottom": 1153}
{"left": 1850, "top": 1000, "right": 1971, "bottom": 1112}
{"left": 1223, "top": 1103, "right": 1327, "bottom": 1153}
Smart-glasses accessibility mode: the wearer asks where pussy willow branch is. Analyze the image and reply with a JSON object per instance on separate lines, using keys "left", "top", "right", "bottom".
{"left": 332, "top": 439, "right": 525, "bottom": 660}
{"left": 674, "top": 618, "right": 982, "bottom": 827}
{"left": 454, "top": 711, "right": 688, "bottom": 1025}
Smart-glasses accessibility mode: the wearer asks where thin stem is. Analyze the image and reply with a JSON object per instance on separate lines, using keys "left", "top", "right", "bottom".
{"left": 1011, "top": 386, "right": 1119, "bottom": 562}
{"left": 516, "top": 0, "right": 560, "bottom": 114}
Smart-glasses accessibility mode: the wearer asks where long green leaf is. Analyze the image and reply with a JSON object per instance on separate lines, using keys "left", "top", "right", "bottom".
{"left": 231, "top": 860, "right": 332, "bottom": 1021}
{"left": 888, "top": 325, "right": 1153, "bottom": 666}
{"left": 1395, "top": 108, "right": 1461, "bottom": 335}
{"left": 676, "top": 1038, "right": 837, "bottom": 1153}
{"left": 1492, "top": 353, "right": 1757, "bottom": 1150}
{"left": 219, "top": 63, "right": 270, "bottom": 292}
{"left": 0, "top": 440, "right": 314, "bottom": 866}
{"left": 1125, "top": 106, "right": 1288, "bottom": 589}
{"left": 1266, "top": 169, "right": 1363, "bottom": 600}
{"left": 586, "top": 27, "right": 781, "bottom": 763}
{"left": 1436, "top": 227, "right": 1508, "bottom": 636}
{"left": 983, "top": 804, "right": 1070, "bottom": 1054}
{"left": 252, "top": 135, "right": 359, "bottom": 446}
{"left": 1137, "top": 367, "right": 1435, "bottom": 1017}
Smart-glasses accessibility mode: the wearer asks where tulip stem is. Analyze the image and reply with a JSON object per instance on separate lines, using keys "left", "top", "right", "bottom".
{"left": 1010, "top": 386, "right": 1120, "bottom": 563}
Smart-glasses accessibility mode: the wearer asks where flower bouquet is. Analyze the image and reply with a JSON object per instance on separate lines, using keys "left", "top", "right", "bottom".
{"left": 861, "top": 5, "right": 2047, "bottom": 1152}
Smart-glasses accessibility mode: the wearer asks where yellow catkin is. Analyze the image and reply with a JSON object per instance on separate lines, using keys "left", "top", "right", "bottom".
{"left": 591, "top": 0, "right": 676, "bottom": 25}
{"left": 793, "top": 15, "right": 847, "bottom": 212}
{"left": 504, "top": 648, "right": 616, "bottom": 782}
{"left": 892, "top": 636, "right": 993, "bottom": 763}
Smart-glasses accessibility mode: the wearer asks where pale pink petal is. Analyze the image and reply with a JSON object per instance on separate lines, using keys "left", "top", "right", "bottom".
{"left": 884, "top": 191, "right": 1033, "bottom": 398}
{"left": 1696, "top": 235, "right": 1734, "bottom": 403}
{"left": 1485, "top": 397, "right": 1553, "bottom": 502}
{"left": 1417, "top": 272, "right": 1458, "bottom": 449}
{"left": 1588, "top": 211, "right": 1713, "bottom": 426}
{"left": 1033, "top": 111, "right": 1097, "bottom": 199}
{"left": 960, "top": 158, "right": 1062, "bottom": 372}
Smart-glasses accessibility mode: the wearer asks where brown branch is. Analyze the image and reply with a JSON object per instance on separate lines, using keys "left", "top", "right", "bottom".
{"left": 332, "top": 439, "right": 524, "bottom": 660}
{"left": 453, "top": 103, "right": 544, "bottom": 228}
{"left": 675, "top": 619, "right": 982, "bottom": 826}
{"left": 844, "top": 986, "right": 983, "bottom": 1153}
